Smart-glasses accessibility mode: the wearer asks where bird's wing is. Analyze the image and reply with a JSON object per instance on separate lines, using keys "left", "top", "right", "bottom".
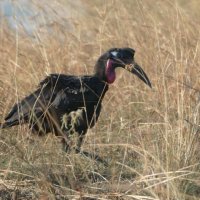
{"left": 2, "top": 74, "right": 105, "bottom": 128}
{"left": 3, "top": 77, "right": 55, "bottom": 127}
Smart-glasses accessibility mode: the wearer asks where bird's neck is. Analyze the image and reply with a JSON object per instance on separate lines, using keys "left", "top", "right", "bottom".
{"left": 94, "top": 60, "right": 116, "bottom": 84}
{"left": 94, "top": 68, "right": 105, "bottom": 82}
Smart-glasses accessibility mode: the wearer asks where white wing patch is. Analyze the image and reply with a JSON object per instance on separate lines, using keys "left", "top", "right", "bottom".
{"left": 61, "top": 108, "right": 84, "bottom": 133}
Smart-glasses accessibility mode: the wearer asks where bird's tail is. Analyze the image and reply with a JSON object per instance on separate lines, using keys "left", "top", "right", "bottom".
{"left": 0, "top": 122, "right": 6, "bottom": 129}
{"left": 0, "top": 121, "right": 17, "bottom": 129}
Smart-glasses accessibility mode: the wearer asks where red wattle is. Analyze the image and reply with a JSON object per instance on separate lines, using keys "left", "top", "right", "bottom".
{"left": 105, "top": 59, "right": 116, "bottom": 84}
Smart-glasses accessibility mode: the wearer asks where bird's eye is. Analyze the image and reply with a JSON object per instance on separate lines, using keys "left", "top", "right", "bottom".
{"left": 110, "top": 51, "right": 118, "bottom": 57}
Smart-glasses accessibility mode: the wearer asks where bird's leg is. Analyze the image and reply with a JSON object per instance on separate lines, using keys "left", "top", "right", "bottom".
{"left": 75, "top": 133, "right": 85, "bottom": 153}
{"left": 61, "top": 134, "right": 73, "bottom": 153}
{"left": 62, "top": 126, "right": 79, "bottom": 153}
{"left": 60, "top": 113, "right": 73, "bottom": 153}
{"left": 74, "top": 133, "right": 108, "bottom": 166}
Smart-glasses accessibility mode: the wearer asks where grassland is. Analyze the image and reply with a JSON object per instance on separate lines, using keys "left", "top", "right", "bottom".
{"left": 0, "top": 0, "right": 200, "bottom": 199}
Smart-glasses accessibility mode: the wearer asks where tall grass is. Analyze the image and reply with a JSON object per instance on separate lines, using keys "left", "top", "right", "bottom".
{"left": 0, "top": 0, "right": 200, "bottom": 199}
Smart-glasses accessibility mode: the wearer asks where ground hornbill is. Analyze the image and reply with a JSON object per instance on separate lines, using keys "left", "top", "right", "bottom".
{"left": 0, "top": 48, "right": 151, "bottom": 154}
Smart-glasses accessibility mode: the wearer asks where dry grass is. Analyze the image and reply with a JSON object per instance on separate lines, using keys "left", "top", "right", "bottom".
{"left": 0, "top": 0, "right": 200, "bottom": 199}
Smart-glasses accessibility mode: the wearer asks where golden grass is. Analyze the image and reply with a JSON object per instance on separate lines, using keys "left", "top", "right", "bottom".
{"left": 0, "top": 0, "right": 200, "bottom": 199}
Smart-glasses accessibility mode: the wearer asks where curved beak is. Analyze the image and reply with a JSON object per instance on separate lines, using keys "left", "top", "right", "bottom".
{"left": 125, "top": 62, "right": 152, "bottom": 88}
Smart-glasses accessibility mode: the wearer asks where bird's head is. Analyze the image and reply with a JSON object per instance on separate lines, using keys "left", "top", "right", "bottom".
{"left": 94, "top": 47, "right": 151, "bottom": 87}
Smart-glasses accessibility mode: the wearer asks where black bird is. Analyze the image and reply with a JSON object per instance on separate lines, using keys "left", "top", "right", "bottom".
{"left": 0, "top": 48, "right": 151, "bottom": 152}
